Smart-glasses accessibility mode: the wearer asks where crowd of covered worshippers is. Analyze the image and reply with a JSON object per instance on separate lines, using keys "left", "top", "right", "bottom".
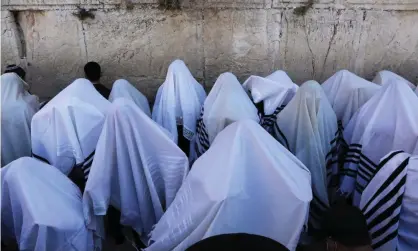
{"left": 1, "top": 60, "right": 418, "bottom": 251}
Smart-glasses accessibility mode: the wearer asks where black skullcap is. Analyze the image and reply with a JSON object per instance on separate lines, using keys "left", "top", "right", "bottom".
{"left": 322, "top": 203, "right": 371, "bottom": 247}
{"left": 84, "top": 61, "right": 101, "bottom": 82}
{"left": 4, "top": 64, "right": 26, "bottom": 80}
{"left": 186, "top": 233, "right": 290, "bottom": 251}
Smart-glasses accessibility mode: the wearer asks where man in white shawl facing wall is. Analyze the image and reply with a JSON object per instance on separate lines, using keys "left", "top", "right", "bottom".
{"left": 194, "top": 72, "right": 259, "bottom": 158}
{"left": 273, "top": 80, "right": 339, "bottom": 231}
{"left": 31, "top": 78, "right": 110, "bottom": 188}
{"left": 358, "top": 151, "right": 418, "bottom": 251}
{"left": 1, "top": 157, "right": 96, "bottom": 251}
{"left": 242, "top": 71, "right": 296, "bottom": 134}
{"left": 152, "top": 60, "right": 206, "bottom": 157}
{"left": 1, "top": 73, "right": 39, "bottom": 167}
{"left": 145, "top": 120, "right": 312, "bottom": 251}
{"left": 372, "top": 70, "right": 415, "bottom": 89}
{"left": 83, "top": 98, "right": 189, "bottom": 246}
{"left": 340, "top": 79, "right": 418, "bottom": 207}
{"left": 109, "top": 79, "right": 151, "bottom": 116}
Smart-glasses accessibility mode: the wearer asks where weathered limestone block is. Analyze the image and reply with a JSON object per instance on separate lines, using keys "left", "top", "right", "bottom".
{"left": 203, "top": 9, "right": 278, "bottom": 86}
{"left": 14, "top": 11, "right": 86, "bottom": 97}
{"left": 359, "top": 10, "right": 418, "bottom": 83}
{"left": 279, "top": 9, "right": 365, "bottom": 83}
{"left": 1, "top": 11, "right": 21, "bottom": 68}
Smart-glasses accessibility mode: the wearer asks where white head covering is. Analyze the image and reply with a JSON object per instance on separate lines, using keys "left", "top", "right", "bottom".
{"left": 1, "top": 73, "right": 39, "bottom": 167}
{"left": 31, "top": 78, "right": 111, "bottom": 175}
{"left": 83, "top": 98, "right": 189, "bottom": 243}
{"left": 152, "top": 59, "right": 206, "bottom": 145}
{"left": 322, "top": 70, "right": 381, "bottom": 128}
{"left": 1, "top": 157, "right": 96, "bottom": 251}
{"left": 194, "top": 73, "right": 259, "bottom": 158}
{"left": 341, "top": 79, "right": 418, "bottom": 206}
{"left": 415, "top": 86, "right": 418, "bottom": 96}
{"left": 146, "top": 120, "right": 312, "bottom": 251}
{"left": 109, "top": 79, "right": 151, "bottom": 116}
{"left": 274, "top": 81, "right": 339, "bottom": 228}
{"left": 242, "top": 75, "right": 292, "bottom": 115}
{"left": 265, "top": 70, "right": 299, "bottom": 105}
{"left": 372, "top": 70, "right": 415, "bottom": 89}
{"left": 359, "top": 151, "right": 418, "bottom": 251}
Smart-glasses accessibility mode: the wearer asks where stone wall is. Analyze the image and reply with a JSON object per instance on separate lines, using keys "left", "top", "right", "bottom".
{"left": 1, "top": 0, "right": 418, "bottom": 99}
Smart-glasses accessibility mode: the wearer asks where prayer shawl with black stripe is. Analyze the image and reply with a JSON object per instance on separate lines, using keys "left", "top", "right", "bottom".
{"left": 83, "top": 98, "right": 189, "bottom": 244}
{"left": 146, "top": 120, "right": 312, "bottom": 251}
{"left": 340, "top": 79, "right": 418, "bottom": 206}
{"left": 243, "top": 74, "right": 296, "bottom": 134}
{"left": 1, "top": 157, "right": 96, "bottom": 250}
{"left": 109, "top": 79, "right": 151, "bottom": 117}
{"left": 31, "top": 78, "right": 110, "bottom": 179}
{"left": 194, "top": 72, "right": 259, "bottom": 158}
{"left": 373, "top": 70, "right": 415, "bottom": 89}
{"left": 1, "top": 73, "right": 39, "bottom": 167}
{"left": 360, "top": 151, "right": 418, "bottom": 251}
{"left": 152, "top": 60, "right": 206, "bottom": 156}
{"left": 273, "top": 81, "right": 339, "bottom": 230}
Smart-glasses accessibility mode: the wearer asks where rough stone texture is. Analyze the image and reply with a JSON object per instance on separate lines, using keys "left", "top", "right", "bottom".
{"left": 1, "top": 0, "right": 418, "bottom": 100}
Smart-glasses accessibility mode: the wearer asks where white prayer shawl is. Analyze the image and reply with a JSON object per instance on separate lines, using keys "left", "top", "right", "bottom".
{"left": 1, "top": 73, "right": 39, "bottom": 167}
{"left": 152, "top": 60, "right": 206, "bottom": 146}
{"left": 322, "top": 70, "right": 381, "bottom": 128}
{"left": 341, "top": 80, "right": 418, "bottom": 206}
{"left": 273, "top": 81, "right": 339, "bottom": 229}
{"left": 265, "top": 70, "right": 299, "bottom": 105}
{"left": 372, "top": 70, "right": 415, "bottom": 89}
{"left": 415, "top": 86, "right": 418, "bottom": 96}
{"left": 83, "top": 98, "right": 189, "bottom": 243}
{"left": 146, "top": 120, "right": 312, "bottom": 251}
{"left": 31, "top": 78, "right": 110, "bottom": 175}
{"left": 109, "top": 79, "right": 151, "bottom": 117}
{"left": 1, "top": 157, "right": 95, "bottom": 251}
{"left": 194, "top": 72, "right": 259, "bottom": 158}
{"left": 359, "top": 151, "right": 418, "bottom": 251}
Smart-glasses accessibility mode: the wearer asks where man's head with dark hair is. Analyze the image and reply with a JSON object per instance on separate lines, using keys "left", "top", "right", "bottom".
{"left": 322, "top": 203, "right": 372, "bottom": 248}
{"left": 4, "top": 64, "right": 26, "bottom": 80}
{"left": 84, "top": 62, "right": 101, "bottom": 83}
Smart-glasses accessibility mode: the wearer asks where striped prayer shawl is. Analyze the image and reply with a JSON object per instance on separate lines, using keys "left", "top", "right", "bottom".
{"left": 195, "top": 107, "right": 210, "bottom": 158}
{"left": 274, "top": 123, "right": 340, "bottom": 231}
{"left": 259, "top": 105, "right": 285, "bottom": 134}
{"left": 32, "top": 150, "right": 95, "bottom": 181}
{"left": 360, "top": 152, "right": 409, "bottom": 251}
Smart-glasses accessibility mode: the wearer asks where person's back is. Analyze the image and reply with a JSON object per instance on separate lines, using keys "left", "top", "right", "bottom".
{"left": 84, "top": 61, "right": 110, "bottom": 99}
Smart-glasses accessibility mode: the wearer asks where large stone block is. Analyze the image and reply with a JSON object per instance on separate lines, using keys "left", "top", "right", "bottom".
{"left": 1, "top": 11, "right": 21, "bottom": 69}
{"left": 14, "top": 11, "right": 86, "bottom": 97}
{"left": 83, "top": 9, "right": 204, "bottom": 95}
{"left": 359, "top": 11, "right": 418, "bottom": 83}
{"left": 203, "top": 9, "right": 279, "bottom": 85}
{"left": 279, "top": 9, "right": 366, "bottom": 83}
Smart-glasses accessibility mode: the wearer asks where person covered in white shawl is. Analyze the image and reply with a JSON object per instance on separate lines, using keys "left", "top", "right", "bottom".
{"left": 109, "top": 79, "right": 151, "bottom": 116}
{"left": 194, "top": 72, "right": 259, "bottom": 158}
{"left": 242, "top": 72, "right": 296, "bottom": 134}
{"left": 146, "top": 120, "right": 312, "bottom": 251}
{"left": 1, "top": 73, "right": 39, "bottom": 167}
{"left": 340, "top": 79, "right": 418, "bottom": 207}
{"left": 273, "top": 80, "right": 339, "bottom": 231}
{"left": 31, "top": 78, "right": 110, "bottom": 189}
{"left": 372, "top": 70, "right": 415, "bottom": 89}
{"left": 152, "top": 60, "right": 206, "bottom": 157}
{"left": 1, "top": 157, "right": 95, "bottom": 251}
{"left": 359, "top": 151, "right": 418, "bottom": 251}
{"left": 265, "top": 70, "right": 299, "bottom": 99}
{"left": 83, "top": 98, "right": 189, "bottom": 246}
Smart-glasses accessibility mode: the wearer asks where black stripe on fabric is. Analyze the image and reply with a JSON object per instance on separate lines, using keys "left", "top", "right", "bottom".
{"left": 341, "top": 169, "right": 357, "bottom": 177}
{"left": 378, "top": 151, "right": 404, "bottom": 169}
{"left": 365, "top": 175, "right": 406, "bottom": 225}
{"left": 359, "top": 159, "right": 376, "bottom": 177}
{"left": 274, "top": 123, "right": 290, "bottom": 150}
{"left": 355, "top": 182, "right": 365, "bottom": 194}
{"left": 357, "top": 168, "right": 371, "bottom": 183}
{"left": 372, "top": 229, "right": 398, "bottom": 250}
{"left": 371, "top": 213, "right": 401, "bottom": 239}
{"left": 32, "top": 152, "right": 50, "bottom": 164}
{"left": 362, "top": 158, "right": 409, "bottom": 214}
